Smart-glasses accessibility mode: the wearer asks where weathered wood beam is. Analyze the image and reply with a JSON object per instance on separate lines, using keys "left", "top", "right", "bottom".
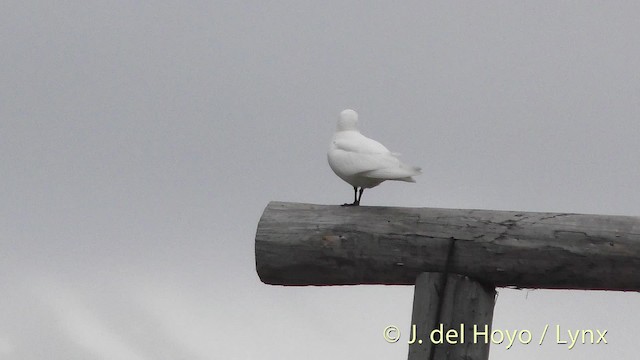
{"left": 408, "top": 273, "right": 496, "bottom": 360}
{"left": 255, "top": 202, "right": 640, "bottom": 291}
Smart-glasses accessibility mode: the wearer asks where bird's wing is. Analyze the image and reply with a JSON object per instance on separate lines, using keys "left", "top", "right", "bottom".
{"left": 361, "top": 163, "right": 422, "bottom": 180}
{"left": 328, "top": 147, "right": 399, "bottom": 176}
{"left": 333, "top": 133, "right": 391, "bottom": 155}
{"left": 330, "top": 132, "right": 422, "bottom": 180}
{"left": 330, "top": 144, "right": 420, "bottom": 179}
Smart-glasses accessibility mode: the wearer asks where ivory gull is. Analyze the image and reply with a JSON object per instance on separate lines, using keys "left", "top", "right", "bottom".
{"left": 328, "top": 109, "right": 421, "bottom": 206}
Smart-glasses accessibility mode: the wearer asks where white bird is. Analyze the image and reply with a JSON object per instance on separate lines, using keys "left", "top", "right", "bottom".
{"left": 328, "top": 109, "right": 422, "bottom": 206}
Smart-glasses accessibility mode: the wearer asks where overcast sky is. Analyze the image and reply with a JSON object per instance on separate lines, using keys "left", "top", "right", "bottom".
{"left": 2, "top": 1, "right": 640, "bottom": 359}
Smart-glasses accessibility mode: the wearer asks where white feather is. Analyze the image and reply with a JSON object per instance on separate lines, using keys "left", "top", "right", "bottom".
{"left": 327, "top": 109, "right": 421, "bottom": 190}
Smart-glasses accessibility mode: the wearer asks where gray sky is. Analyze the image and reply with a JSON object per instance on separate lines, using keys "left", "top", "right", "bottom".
{"left": 2, "top": 1, "right": 640, "bottom": 359}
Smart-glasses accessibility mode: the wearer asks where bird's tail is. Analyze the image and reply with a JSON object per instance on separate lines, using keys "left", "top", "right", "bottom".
{"left": 362, "top": 164, "right": 422, "bottom": 181}
{"left": 397, "top": 176, "right": 417, "bottom": 183}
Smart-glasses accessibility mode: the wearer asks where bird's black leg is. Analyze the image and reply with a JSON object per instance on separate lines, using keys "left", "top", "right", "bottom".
{"left": 356, "top": 188, "right": 364, "bottom": 205}
{"left": 341, "top": 186, "right": 360, "bottom": 206}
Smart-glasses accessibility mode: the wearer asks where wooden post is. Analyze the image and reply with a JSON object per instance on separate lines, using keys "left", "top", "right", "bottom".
{"left": 408, "top": 273, "right": 496, "bottom": 360}
{"left": 255, "top": 201, "right": 640, "bottom": 290}
{"left": 254, "top": 201, "right": 640, "bottom": 359}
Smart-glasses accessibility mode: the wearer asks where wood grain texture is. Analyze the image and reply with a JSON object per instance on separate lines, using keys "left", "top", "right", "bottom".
{"left": 408, "top": 273, "right": 495, "bottom": 360}
{"left": 255, "top": 201, "right": 640, "bottom": 290}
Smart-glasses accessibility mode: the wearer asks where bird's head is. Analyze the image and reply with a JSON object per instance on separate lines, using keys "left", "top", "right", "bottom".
{"left": 337, "top": 109, "right": 359, "bottom": 131}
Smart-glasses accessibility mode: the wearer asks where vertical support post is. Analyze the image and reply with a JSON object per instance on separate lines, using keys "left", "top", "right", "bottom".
{"left": 408, "top": 272, "right": 496, "bottom": 360}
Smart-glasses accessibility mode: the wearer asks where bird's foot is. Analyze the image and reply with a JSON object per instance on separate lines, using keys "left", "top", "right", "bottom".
{"left": 341, "top": 201, "right": 360, "bottom": 207}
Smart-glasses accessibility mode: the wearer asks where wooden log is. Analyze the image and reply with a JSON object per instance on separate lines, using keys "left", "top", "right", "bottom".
{"left": 255, "top": 201, "right": 640, "bottom": 290}
{"left": 408, "top": 273, "right": 496, "bottom": 360}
